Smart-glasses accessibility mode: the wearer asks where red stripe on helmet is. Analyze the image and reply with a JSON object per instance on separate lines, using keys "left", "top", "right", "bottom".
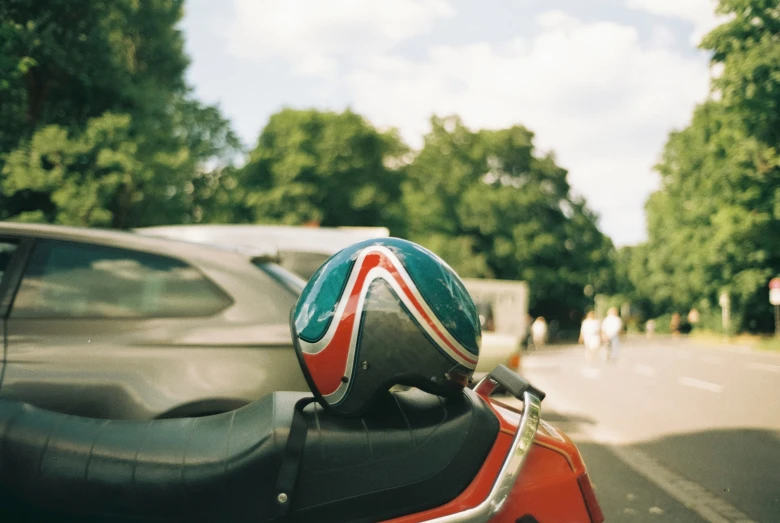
{"left": 302, "top": 250, "right": 477, "bottom": 397}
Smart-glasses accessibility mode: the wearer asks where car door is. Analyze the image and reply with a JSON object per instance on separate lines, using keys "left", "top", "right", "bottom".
{"left": 0, "top": 236, "right": 30, "bottom": 387}
{"left": 0, "top": 237, "right": 243, "bottom": 419}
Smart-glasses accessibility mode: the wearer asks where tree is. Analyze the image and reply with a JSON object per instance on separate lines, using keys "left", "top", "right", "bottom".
{"left": 1, "top": 104, "right": 240, "bottom": 228}
{"left": 0, "top": 0, "right": 241, "bottom": 227}
{"left": 405, "top": 116, "right": 615, "bottom": 326}
{"left": 0, "top": 0, "right": 188, "bottom": 149}
{"left": 632, "top": 0, "right": 780, "bottom": 332}
{"left": 239, "top": 108, "right": 406, "bottom": 230}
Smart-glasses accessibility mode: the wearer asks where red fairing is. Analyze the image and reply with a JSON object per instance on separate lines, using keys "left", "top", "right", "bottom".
{"left": 382, "top": 402, "right": 514, "bottom": 522}
{"left": 381, "top": 397, "right": 602, "bottom": 523}
{"left": 486, "top": 401, "right": 599, "bottom": 523}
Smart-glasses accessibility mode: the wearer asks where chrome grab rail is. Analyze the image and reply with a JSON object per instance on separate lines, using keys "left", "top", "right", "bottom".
{"left": 423, "top": 373, "right": 542, "bottom": 522}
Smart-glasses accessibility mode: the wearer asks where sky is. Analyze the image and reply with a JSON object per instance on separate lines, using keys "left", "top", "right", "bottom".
{"left": 180, "top": 0, "right": 723, "bottom": 246}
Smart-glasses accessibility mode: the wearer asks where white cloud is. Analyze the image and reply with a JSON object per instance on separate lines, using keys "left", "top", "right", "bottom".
{"left": 346, "top": 11, "right": 711, "bottom": 245}
{"left": 627, "top": 0, "right": 724, "bottom": 44}
{"left": 226, "top": 0, "right": 453, "bottom": 75}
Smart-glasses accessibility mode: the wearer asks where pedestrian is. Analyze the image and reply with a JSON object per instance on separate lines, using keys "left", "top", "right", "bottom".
{"left": 579, "top": 311, "right": 602, "bottom": 363}
{"left": 670, "top": 312, "right": 681, "bottom": 337}
{"left": 601, "top": 307, "right": 623, "bottom": 362}
{"left": 531, "top": 316, "right": 548, "bottom": 349}
{"left": 645, "top": 319, "right": 656, "bottom": 338}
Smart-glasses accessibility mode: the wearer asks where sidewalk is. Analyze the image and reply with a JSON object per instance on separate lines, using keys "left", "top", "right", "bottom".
{"left": 640, "top": 332, "right": 780, "bottom": 358}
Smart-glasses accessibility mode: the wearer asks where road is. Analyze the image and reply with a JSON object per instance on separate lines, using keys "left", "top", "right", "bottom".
{"left": 518, "top": 337, "right": 780, "bottom": 522}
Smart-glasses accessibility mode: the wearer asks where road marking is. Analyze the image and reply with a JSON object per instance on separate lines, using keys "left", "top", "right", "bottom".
{"left": 522, "top": 377, "right": 758, "bottom": 523}
{"left": 745, "top": 362, "right": 780, "bottom": 373}
{"left": 609, "top": 446, "right": 758, "bottom": 523}
{"left": 678, "top": 377, "right": 722, "bottom": 393}
{"left": 702, "top": 355, "right": 723, "bottom": 365}
{"left": 634, "top": 364, "right": 655, "bottom": 377}
{"left": 580, "top": 367, "right": 601, "bottom": 379}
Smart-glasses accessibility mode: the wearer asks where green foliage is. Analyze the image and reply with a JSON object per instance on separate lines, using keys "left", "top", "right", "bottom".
{"left": 624, "top": 0, "right": 780, "bottom": 332}
{"left": 239, "top": 109, "right": 406, "bottom": 229}
{"left": 0, "top": 0, "right": 240, "bottom": 228}
{"left": 404, "top": 116, "right": 615, "bottom": 323}
{"left": 1, "top": 106, "right": 239, "bottom": 228}
{"left": 2, "top": 113, "right": 137, "bottom": 227}
{"left": 0, "top": 0, "right": 188, "bottom": 149}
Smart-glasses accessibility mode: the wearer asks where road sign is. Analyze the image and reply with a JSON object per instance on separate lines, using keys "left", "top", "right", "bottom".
{"left": 770, "top": 278, "right": 780, "bottom": 306}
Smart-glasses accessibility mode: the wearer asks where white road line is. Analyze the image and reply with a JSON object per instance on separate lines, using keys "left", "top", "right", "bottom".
{"left": 523, "top": 376, "right": 757, "bottom": 523}
{"left": 746, "top": 362, "right": 780, "bottom": 373}
{"left": 678, "top": 377, "right": 722, "bottom": 393}
{"left": 702, "top": 355, "right": 723, "bottom": 365}
{"left": 634, "top": 364, "right": 655, "bottom": 377}
{"left": 580, "top": 367, "right": 601, "bottom": 379}
{"left": 609, "top": 446, "right": 758, "bottom": 523}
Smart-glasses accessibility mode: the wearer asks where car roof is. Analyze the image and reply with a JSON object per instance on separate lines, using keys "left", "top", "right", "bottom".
{"left": 0, "top": 222, "right": 275, "bottom": 265}
{"left": 137, "top": 224, "right": 390, "bottom": 256}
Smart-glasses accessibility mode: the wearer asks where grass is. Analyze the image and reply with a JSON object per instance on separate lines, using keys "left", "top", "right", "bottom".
{"left": 755, "top": 336, "right": 780, "bottom": 352}
{"left": 689, "top": 329, "right": 780, "bottom": 353}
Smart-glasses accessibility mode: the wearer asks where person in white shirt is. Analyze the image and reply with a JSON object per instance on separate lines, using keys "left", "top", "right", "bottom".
{"left": 579, "top": 311, "right": 602, "bottom": 362}
{"left": 601, "top": 307, "right": 623, "bottom": 361}
{"left": 531, "top": 317, "right": 548, "bottom": 349}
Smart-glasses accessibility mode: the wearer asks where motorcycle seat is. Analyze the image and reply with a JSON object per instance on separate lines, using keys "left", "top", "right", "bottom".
{"left": 0, "top": 387, "right": 498, "bottom": 523}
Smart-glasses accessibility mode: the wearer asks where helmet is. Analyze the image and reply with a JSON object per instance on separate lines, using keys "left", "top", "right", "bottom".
{"left": 290, "top": 238, "right": 481, "bottom": 417}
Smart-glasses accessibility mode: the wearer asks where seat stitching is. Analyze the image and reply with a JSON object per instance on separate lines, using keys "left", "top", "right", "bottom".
{"left": 224, "top": 410, "right": 237, "bottom": 473}
{"left": 181, "top": 417, "right": 198, "bottom": 495}
{"left": 410, "top": 395, "right": 449, "bottom": 447}
{"left": 132, "top": 420, "right": 154, "bottom": 504}
{"left": 314, "top": 403, "right": 325, "bottom": 465}
{"left": 361, "top": 418, "right": 374, "bottom": 460}
{"left": 84, "top": 419, "right": 111, "bottom": 483}
{"left": 392, "top": 392, "right": 415, "bottom": 446}
{"left": 36, "top": 413, "right": 70, "bottom": 479}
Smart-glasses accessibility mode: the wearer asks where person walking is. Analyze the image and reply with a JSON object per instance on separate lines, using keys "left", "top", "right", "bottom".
{"left": 601, "top": 307, "right": 623, "bottom": 362}
{"left": 645, "top": 319, "right": 656, "bottom": 338}
{"left": 531, "top": 316, "right": 548, "bottom": 349}
{"left": 670, "top": 312, "right": 681, "bottom": 337}
{"left": 579, "top": 311, "right": 602, "bottom": 363}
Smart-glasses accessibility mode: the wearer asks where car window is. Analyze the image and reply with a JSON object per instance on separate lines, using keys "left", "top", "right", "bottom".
{"left": 254, "top": 261, "right": 306, "bottom": 296}
{"left": 11, "top": 240, "right": 232, "bottom": 319}
{"left": 277, "top": 251, "right": 332, "bottom": 280}
{"left": 0, "top": 240, "right": 19, "bottom": 286}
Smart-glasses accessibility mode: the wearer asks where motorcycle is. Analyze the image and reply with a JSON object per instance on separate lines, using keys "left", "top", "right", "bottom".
{"left": 0, "top": 365, "right": 603, "bottom": 522}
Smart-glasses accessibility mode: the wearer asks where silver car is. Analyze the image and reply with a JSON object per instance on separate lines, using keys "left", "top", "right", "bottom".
{"left": 138, "top": 225, "right": 524, "bottom": 377}
{"left": 0, "top": 222, "right": 309, "bottom": 419}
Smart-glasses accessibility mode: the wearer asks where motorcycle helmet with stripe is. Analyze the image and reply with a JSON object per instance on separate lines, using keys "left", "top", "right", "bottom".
{"left": 290, "top": 237, "right": 481, "bottom": 417}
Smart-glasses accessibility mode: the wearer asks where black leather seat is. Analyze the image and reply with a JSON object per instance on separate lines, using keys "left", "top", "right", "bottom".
{"left": 0, "top": 388, "right": 498, "bottom": 523}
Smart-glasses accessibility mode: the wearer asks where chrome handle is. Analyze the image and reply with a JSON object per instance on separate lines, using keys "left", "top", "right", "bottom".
{"left": 423, "top": 384, "right": 542, "bottom": 522}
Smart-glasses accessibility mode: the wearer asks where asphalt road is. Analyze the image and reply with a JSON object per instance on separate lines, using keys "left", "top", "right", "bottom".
{"left": 517, "top": 337, "right": 780, "bottom": 523}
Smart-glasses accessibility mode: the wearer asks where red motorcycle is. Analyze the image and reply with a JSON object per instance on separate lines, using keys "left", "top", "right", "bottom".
{"left": 0, "top": 365, "right": 602, "bottom": 523}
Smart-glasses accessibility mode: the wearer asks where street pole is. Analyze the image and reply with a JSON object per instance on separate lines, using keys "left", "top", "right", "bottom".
{"left": 775, "top": 304, "right": 779, "bottom": 338}
{"left": 770, "top": 278, "right": 780, "bottom": 337}
{"left": 719, "top": 291, "right": 730, "bottom": 339}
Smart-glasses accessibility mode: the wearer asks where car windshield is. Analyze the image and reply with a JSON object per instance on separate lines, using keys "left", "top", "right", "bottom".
{"left": 254, "top": 260, "right": 306, "bottom": 297}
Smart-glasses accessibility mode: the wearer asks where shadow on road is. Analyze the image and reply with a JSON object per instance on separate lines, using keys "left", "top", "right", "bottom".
{"left": 543, "top": 407, "right": 779, "bottom": 522}
{"left": 539, "top": 409, "right": 596, "bottom": 425}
